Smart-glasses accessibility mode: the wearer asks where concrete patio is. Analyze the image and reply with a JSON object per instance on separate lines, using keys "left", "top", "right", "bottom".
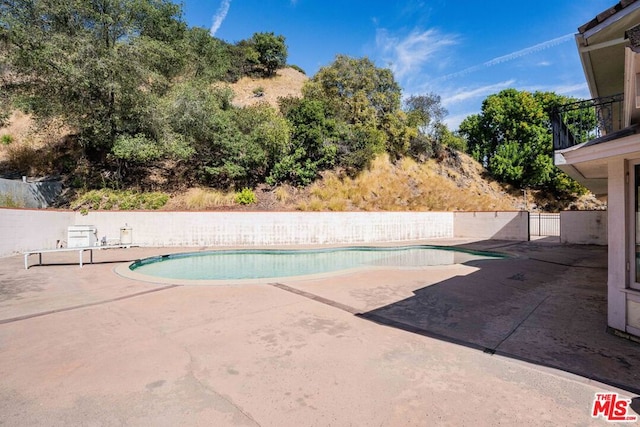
{"left": 0, "top": 239, "right": 638, "bottom": 425}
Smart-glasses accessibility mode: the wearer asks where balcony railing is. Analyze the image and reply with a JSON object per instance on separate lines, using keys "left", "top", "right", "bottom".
{"left": 552, "top": 93, "right": 624, "bottom": 150}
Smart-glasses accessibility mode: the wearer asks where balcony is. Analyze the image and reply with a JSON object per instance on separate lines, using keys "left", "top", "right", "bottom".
{"left": 552, "top": 93, "right": 624, "bottom": 150}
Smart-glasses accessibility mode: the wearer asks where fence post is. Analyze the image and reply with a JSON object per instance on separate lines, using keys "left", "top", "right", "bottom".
{"left": 539, "top": 213, "right": 542, "bottom": 236}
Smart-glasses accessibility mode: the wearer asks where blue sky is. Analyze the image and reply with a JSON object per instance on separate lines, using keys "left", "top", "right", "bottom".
{"left": 181, "top": 0, "right": 617, "bottom": 129}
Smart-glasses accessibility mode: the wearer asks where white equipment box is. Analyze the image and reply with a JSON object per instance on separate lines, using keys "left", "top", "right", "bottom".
{"left": 67, "top": 225, "right": 98, "bottom": 248}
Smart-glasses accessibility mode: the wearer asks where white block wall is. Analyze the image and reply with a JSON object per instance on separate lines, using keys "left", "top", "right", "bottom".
{"left": 0, "top": 208, "right": 549, "bottom": 258}
{"left": 0, "top": 208, "right": 74, "bottom": 255}
{"left": 0, "top": 209, "right": 458, "bottom": 256}
{"left": 453, "top": 211, "right": 529, "bottom": 241}
{"left": 560, "top": 211, "right": 607, "bottom": 245}
{"left": 77, "top": 211, "right": 454, "bottom": 247}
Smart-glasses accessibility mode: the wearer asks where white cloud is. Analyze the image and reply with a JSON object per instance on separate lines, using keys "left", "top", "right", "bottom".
{"left": 515, "top": 82, "right": 590, "bottom": 98}
{"left": 483, "top": 33, "right": 574, "bottom": 66}
{"left": 552, "top": 82, "right": 590, "bottom": 96}
{"left": 443, "top": 113, "right": 471, "bottom": 130}
{"left": 437, "top": 33, "right": 574, "bottom": 82}
{"left": 210, "top": 0, "right": 231, "bottom": 36}
{"left": 437, "top": 80, "right": 517, "bottom": 130}
{"left": 376, "top": 28, "right": 457, "bottom": 79}
{"left": 442, "top": 80, "right": 516, "bottom": 105}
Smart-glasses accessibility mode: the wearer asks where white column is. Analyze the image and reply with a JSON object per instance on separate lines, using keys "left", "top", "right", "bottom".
{"left": 607, "top": 158, "right": 628, "bottom": 331}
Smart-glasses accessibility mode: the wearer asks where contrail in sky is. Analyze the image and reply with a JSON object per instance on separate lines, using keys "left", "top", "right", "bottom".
{"left": 437, "top": 33, "right": 575, "bottom": 82}
{"left": 210, "top": 0, "right": 231, "bottom": 36}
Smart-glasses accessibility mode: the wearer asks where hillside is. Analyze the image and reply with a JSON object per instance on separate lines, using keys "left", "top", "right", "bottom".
{"left": 229, "top": 67, "right": 308, "bottom": 108}
{"left": 265, "top": 152, "right": 525, "bottom": 212}
{"left": 0, "top": 112, "right": 602, "bottom": 214}
{"left": 161, "top": 150, "right": 602, "bottom": 212}
{"left": 0, "top": 66, "right": 309, "bottom": 165}
{"left": 0, "top": 2, "right": 606, "bottom": 213}
{"left": 0, "top": 68, "right": 603, "bottom": 213}
{"left": 0, "top": 111, "right": 69, "bottom": 178}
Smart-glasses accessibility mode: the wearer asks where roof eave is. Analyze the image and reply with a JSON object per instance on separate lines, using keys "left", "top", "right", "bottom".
{"left": 576, "top": 33, "right": 600, "bottom": 98}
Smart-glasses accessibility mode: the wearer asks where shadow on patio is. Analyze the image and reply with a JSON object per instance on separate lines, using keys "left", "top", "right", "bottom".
{"left": 356, "top": 241, "right": 640, "bottom": 395}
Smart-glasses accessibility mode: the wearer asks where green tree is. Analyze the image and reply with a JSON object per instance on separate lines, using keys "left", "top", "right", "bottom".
{"left": 183, "top": 27, "right": 231, "bottom": 82}
{"left": 435, "top": 123, "right": 466, "bottom": 152}
{"left": 458, "top": 88, "right": 587, "bottom": 197}
{"left": 270, "top": 97, "right": 337, "bottom": 185}
{"left": 380, "top": 109, "right": 415, "bottom": 160}
{"left": 305, "top": 55, "right": 401, "bottom": 123}
{"left": 226, "top": 39, "right": 260, "bottom": 81}
{"left": 404, "top": 93, "right": 447, "bottom": 135}
{"left": 154, "top": 81, "right": 241, "bottom": 187}
{"left": 232, "top": 103, "right": 291, "bottom": 185}
{"left": 303, "top": 55, "right": 403, "bottom": 170}
{"left": 0, "top": 0, "right": 186, "bottom": 153}
{"left": 152, "top": 81, "right": 291, "bottom": 189}
{"left": 251, "top": 32, "right": 287, "bottom": 76}
{"left": 404, "top": 93, "right": 453, "bottom": 161}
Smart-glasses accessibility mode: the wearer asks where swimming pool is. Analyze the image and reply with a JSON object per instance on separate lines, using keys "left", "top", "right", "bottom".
{"left": 126, "top": 246, "right": 504, "bottom": 282}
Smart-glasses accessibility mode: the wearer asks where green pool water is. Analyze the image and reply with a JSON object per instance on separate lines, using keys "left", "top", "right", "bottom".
{"left": 129, "top": 246, "right": 504, "bottom": 281}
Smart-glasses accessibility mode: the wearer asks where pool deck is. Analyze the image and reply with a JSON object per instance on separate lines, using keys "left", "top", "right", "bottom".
{"left": 0, "top": 238, "right": 638, "bottom": 425}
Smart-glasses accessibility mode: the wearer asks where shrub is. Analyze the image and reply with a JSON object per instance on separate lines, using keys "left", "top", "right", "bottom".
{"left": 183, "top": 188, "right": 235, "bottom": 209}
{"left": 111, "top": 134, "right": 163, "bottom": 163}
{"left": 253, "top": 86, "right": 265, "bottom": 97}
{"left": 235, "top": 188, "right": 257, "bottom": 205}
{"left": 305, "top": 198, "right": 324, "bottom": 211}
{"left": 273, "top": 186, "right": 290, "bottom": 203}
{"left": 6, "top": 143, "right": 39, "bottom": 175}
{"left": 327, "top": 199, "right": 346, "bottom": 211}
{"left": 0, "top": 193, "right": 24, "bottom": 208}
{"left": 1, "top": 134, "right": 14, "bottom": 145}
{"left": 139, "top": 192, "right": 170, "bottom": 210}
{"left": 71, "top": 189, "right": 169, "bottom": 211}
{"left": 288, "top": 64, "right": 306, "bottom": 75}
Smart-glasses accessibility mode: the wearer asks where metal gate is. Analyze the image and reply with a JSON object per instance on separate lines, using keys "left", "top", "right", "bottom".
{"left": 529, "top": 213, "right": 560, "bottom": 236}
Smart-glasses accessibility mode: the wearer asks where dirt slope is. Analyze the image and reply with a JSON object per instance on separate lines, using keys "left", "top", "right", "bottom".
{"left": 229, "top": 67, "right": 308, "bottom": 108}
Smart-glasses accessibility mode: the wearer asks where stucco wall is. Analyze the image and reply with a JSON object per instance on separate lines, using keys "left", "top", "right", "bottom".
{"left": 0, "top": 208, "right": 74, "bottom": 255}
{"left": 560, "top": 211, "right": 607, "bottom": 245}
{"left": 75, "top": 211, "right": 455, "bottom": 247}
{"left": 453, "top": 211, "right": 529, "bottom": 241}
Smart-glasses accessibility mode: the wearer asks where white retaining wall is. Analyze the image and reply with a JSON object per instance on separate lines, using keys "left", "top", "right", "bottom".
{"left": 453, "top": 211, "right": 530, "bottom": 241}
{"left": 0, "top": 208, "right": 74, "bottom": 255}
{"left": 0, "top": 209, "right": 544, "bottom": 257}
{"left": 560, "top": 210, "right": 608, "bottom": 245}
{"left": 0, "top": 209, "right": 456, "bottom": 256}
{"left": 77, "top": 211, "right": 454, "bottom": 247}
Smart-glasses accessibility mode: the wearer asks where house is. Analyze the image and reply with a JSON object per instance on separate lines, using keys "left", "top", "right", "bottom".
{"left": 554, "top": 0, "right": 640, "bottom": 340}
